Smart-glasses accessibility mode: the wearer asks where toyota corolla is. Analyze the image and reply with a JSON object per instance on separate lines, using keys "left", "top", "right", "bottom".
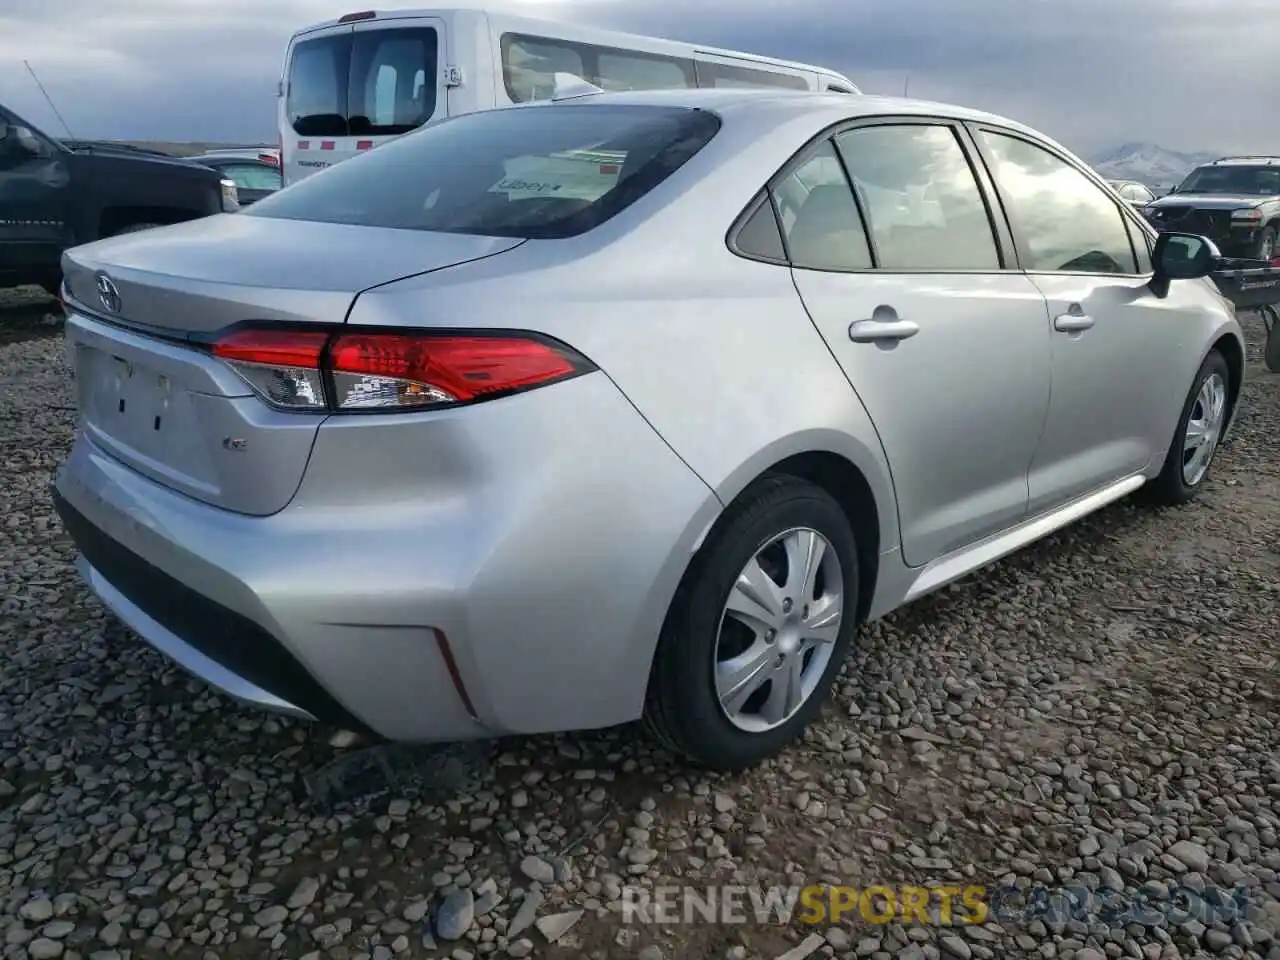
{"left": 52, "top": 88, "right": 1244, "bottom": 770}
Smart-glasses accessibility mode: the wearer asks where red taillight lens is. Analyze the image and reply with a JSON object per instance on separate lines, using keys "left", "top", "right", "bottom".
{"left": 328, "top": 333, "right": 582, "bottom": 409}
{"left": 214, "top": 328, "right": 330, "bottom": 410}
{"left": 210, "top": 327, "right": 592, "bottom": 413}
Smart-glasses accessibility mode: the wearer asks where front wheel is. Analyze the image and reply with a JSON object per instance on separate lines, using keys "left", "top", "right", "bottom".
{"left": 644, "top": 475, "right": 859, "bottom": 770}
{"left": 1144, "top": 350, "right": 1231, "bottom": 505}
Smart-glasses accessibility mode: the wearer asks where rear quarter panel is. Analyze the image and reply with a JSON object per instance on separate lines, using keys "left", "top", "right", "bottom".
{"left": 345, "top": 101, "right": 902, "bottom": 556}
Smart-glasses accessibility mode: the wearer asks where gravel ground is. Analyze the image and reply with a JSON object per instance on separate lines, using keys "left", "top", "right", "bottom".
{"left": 1, "top": 288, "right": 1278, "bottom": 960}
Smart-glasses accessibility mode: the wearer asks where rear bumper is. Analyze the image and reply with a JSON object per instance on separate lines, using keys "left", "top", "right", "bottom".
{"left": 53, "top": 371, "right": 720, "bottom": 742}
{"left": 54, "top": 489, "right": 360, "bottom": 728}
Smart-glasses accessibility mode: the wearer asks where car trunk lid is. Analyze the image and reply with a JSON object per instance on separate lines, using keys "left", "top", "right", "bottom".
{"left": 61, "top": 213, "right": 523, "bottom": 337}
{"left": 60, "top": 216, "right": 525, "bottom": 515}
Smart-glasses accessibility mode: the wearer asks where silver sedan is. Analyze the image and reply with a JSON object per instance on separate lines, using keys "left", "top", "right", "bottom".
{"left": 52, "top": 87, "right": 1244, "bottom": 770}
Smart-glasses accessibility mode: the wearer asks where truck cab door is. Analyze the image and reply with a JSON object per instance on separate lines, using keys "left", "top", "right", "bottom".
{"left": 0, "top": 108, "right": 71, "bottom": 288}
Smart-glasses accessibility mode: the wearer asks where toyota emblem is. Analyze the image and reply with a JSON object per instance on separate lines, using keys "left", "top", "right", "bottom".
{"left": 96, "top": 273, "right": 122, "bottom": 314}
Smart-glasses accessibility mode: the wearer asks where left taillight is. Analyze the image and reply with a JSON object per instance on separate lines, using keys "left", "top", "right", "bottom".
{"left": 211, "top": 327, "right": 595, "bottom": 413}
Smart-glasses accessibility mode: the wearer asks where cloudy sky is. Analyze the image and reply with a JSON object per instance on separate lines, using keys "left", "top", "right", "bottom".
{"left": 1, "top": 0, "right": 1277, "bottom": 160}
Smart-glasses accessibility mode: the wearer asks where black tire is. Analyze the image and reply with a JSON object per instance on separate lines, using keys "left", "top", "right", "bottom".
{"left": 644, "top": 474, "right": 860, "bottom": 770}
{"left": 1266, "top": 314, "right": 1280, "bottom": 374}
{"left": 1144, "top": 350, "right": 1231, "bottom": 505}
{"left": 38, "top": 278, "right": 60, "bottom": 298}
{"left": 1256, "top": 226, "right": 1277, "bottom": 263}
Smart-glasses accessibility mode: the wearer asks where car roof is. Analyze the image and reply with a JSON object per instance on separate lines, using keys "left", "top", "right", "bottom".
{"left": 512, "top": 87, "right": 1056, "bottom": 151}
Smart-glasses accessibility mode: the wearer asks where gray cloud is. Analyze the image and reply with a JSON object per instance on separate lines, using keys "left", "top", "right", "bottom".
{"left": 2, "top": 0, "right": 1277, "bottom": 157}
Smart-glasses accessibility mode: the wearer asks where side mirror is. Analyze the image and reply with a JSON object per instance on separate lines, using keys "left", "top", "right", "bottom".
{"left": 14, "top": 126, "right": 44, "bottom": 156}
{"left": 1150, "top": 232, "right": 1220, "bottom": 298}
{"left": 2, "top": 123, "right": 44, "bottom": 157}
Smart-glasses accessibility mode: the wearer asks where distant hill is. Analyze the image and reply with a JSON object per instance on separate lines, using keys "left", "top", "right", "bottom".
{"left": 1088, "top": 141, "right": 1221, "bottom": 191}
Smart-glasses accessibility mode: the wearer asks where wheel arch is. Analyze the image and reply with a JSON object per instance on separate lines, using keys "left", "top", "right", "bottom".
{"left": 684, "top": 434, "right": 897, "bottom": 627}
{"left": 1209, "top": 328, "right": 1246, "bottom": 439}
{"left": 98, "top": 205, "right": 203, "bottom": 238}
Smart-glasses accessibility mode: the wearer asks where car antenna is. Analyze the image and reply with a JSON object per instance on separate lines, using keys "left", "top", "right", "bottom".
{"left": 23, "top": 60, "right": 76, "bottom": 139}
{"left": 551, "top": 72, "right": 605, "bottom": 102}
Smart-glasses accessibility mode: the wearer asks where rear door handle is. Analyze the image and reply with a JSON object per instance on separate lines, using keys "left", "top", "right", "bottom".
{"left": 848, "top": 318, "right": 920, "bottom": 343}
{"left": 1053, "top": 313, "right": 1095, "bottom": 332}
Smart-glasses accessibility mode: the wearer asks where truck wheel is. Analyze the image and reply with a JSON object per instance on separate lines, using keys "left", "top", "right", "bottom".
{"left": 112, "top": 222, "right": 162, "bottom": 236}
{"left": 1255, "top": 226, "right": 1276, "bottom": 262}
{"left": 1266, "top": 315, "right": 1280, "bottom": 374}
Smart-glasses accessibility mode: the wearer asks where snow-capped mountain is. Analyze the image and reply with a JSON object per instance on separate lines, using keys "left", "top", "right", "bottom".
{"left": 1088, "top": 142, "right": 1221, "bottom": 191}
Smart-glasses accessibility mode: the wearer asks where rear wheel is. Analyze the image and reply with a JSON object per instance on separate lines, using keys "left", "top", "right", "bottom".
{"left": 644, "top": 475, "right": 859, "bottom": 770}
{"left": 1144, "top": 350, "right": 1230, "bottom": 505}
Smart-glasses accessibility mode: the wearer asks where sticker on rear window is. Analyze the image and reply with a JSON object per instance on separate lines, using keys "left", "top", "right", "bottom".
{"left": 489, "top": 152, "right": 624, "bottom": 201}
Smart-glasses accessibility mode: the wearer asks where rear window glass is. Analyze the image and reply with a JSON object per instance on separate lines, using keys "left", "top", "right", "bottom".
{"left": 248, "top": 104, "right": 721, "bottom": 239}
{"left": 287, "top": 28, "right": 438, "bottom": 137}
{"left": 219, "top": 163, "right": 283, "bottom": 191}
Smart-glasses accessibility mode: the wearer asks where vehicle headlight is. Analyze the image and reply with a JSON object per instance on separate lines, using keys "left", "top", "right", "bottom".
{"left": 1231, "top": 207, "right": 1263, "bottom": 222}
{"left": 220, "top": 178, "right": 240, "bottom": 212}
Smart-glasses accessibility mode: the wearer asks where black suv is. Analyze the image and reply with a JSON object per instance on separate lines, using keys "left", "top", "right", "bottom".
{"left": 0, "top": 102, "right": 239, "bottom": 296}
{"left": 1143, "top": 156, "right": 1280, "bottom": 262}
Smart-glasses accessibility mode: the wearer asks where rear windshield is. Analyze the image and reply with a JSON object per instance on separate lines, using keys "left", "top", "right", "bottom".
{"left": 287, "top": 27, "right": 438, "bottom": 137}
{"left": 247, "top": 104, "right": 721, "bottom": 239}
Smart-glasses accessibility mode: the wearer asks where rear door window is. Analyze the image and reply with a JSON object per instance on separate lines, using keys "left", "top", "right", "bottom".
{"left": 833, "top": 123, "right": 1001, "bottom": 270}
{"left": 774, "top": 140, "right": 873, "bottom": 271}
{"left": 248, "top": 104, "right": 721, "bottom": 239}
{"left": 286, "top": 26, "right": 439, "bottom": 137}
{"left": 349, "top": 29, "right": 438, "bottom": 135}
{"left": 287, "top": 34, "right": 349, "bottom": 137}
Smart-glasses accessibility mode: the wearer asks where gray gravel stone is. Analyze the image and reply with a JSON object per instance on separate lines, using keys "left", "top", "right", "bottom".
{"left": 435, "top": 888, "right": 474, "bottom": 941}
{"left": 0, "top": 304, "right": 1276, "bottom": 960}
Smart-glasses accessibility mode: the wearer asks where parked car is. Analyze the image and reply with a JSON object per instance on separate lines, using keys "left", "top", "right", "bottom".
{"left": 1143, "top": 156, "right": 1280, "bottom": 262}
{"left": 185, "top": 155, "right": 282, "bottom": 206}
{"left": 277, "top": 7, "right": 860, "bottom": 185}
{"left": 52, "top": 88, "right": 1245, "bottom": 770}
{"left": 0, "top": 103, "right": 240, "bottom": 296}
{"left": 1108, "top": 178, "right": 1156, "bottom": 210}
{"left": 197, "top": 147, "right": 280, "bottom": 168}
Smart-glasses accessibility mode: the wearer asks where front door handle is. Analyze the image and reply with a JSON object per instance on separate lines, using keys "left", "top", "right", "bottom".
{"left": 1053, "top": 313, "right": 1095, "bottom": 332}
{"left": 848, "top": 318, "right": 920, "bottom": 343}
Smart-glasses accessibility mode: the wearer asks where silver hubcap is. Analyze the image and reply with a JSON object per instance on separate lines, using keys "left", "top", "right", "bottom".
{"left": 1262, "top": 234, "right": 1275, "bottom": 261}
{"left": 714, "top": 527, "right": 844, "bottom": 733}
{"left": 1182, "top": 372, "right": 1226, "bottom": 487}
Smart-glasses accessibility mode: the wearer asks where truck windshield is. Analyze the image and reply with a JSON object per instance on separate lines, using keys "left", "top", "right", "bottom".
{"left": 287, "top": 27, "right": 439, "bottom": 137}
{"left": 1176, "top": 165, "right": 1280, "bottom": 196}
{"left": 247, "top": 104, "right": 722, "bottom": 239}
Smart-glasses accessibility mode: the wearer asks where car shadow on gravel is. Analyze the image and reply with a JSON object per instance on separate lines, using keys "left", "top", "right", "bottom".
{"left": 0, "top": 287, "right": 63, "bottom": 346}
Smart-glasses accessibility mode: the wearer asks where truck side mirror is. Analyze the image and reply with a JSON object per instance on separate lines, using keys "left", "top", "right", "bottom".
{"left": 13, "top": 125, "right": 46, "bottom": 157}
